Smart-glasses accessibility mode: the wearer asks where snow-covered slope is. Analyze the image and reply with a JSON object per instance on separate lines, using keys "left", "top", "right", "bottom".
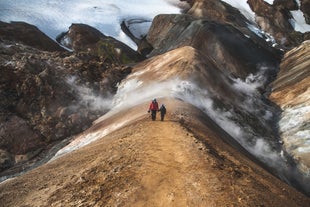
{"left": 1, "top": 0, "right": 309, "bottom": 50}
{"left": 0, "top": 0, "right": 181, "bottom": 49}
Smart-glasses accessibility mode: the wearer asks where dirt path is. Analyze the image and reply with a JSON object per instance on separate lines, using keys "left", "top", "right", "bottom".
{"left": 132, "top": 118, "right": 211, "bottom": 206}
{"left": 1, "top": 109, "right": 310, "bottom": 206}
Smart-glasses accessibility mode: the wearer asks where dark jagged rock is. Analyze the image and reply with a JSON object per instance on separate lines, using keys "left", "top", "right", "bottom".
{"left": 247, "top": 0, "right": 306, "bottom": 48}
{"left": 0, "top": 115, "right": 43, "bottom": 155}
{"left": 56, "top": 23, "right": 105, "bottom": 51}
{"left": 57, "top": 23, "right": 143, "bottom": 64}
{"left": 145, "top": 14, "right": 281, "bottom": 79}
{"left": 120, "top": 20, "right": 153, "bottom": 57}
{"left": 135, "top": 36, "right": 153, "bottom": 57}
{"left": 301, "top": 0, "right": 310, "bottom": 24}
{"left": 120, "top": 21, "right": 141, "bottom": 46}
{"left": 186, "top": 0, "right": 250, "bottom": 27}
{"left": 182, "top": 0, "right": 299, "bottom": 50}
{"left": 180, "top": 0, "right": 194, "bottom": 7}
{"left": 273, "top": 0, "right": 298, "bottom": 10}
{"left": 0, "top": 21, "right": 65, "bottom": 52}
{"left": 0, "top": 149, "right": 14, "bottom": 171}
{"left": 180, "top": 0, "right": 307, "bottom": 49}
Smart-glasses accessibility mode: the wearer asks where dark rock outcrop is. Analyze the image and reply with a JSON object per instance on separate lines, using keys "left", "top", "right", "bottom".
{"left": 57, "top": 23, "right": 143, "bottom": 64}
{"left": 56, "top": 23, "right": 104, "bottom": 51}
{"left": 274, "top": 0, "right": 298, "bottom": 10}
{"left": 0, "top": 21, "right": 141, "bottom": 174}
{"left": 177, "top": 0, "right": 308, "bottom": 49}
{"left": 0, "top": 115, "right": 43, "bottom": 155}
{"left": 301, "top": 0, "right": 310, "bottom": 24}
{"left": 120, "top": 20, "right": 154, "bottom": 57}
{"left": 186, "top": 0, "right": 250, "bottom": 27}
{"left": 0, "top": 149, "right": 14, "bottom": 171}
{"left": 247, "top": 0, "right": 303, "bottom": 48}
{"left": 0, "top": 21, "right": 65, "bottom": 52}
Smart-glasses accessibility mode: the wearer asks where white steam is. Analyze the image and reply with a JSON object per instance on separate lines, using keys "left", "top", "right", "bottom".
{"left": 62, "top": 64, "right": 284, "bottom": 170}
{"left": 66, "top": 76, "right": 112, "bottom": 112}
{"left": 111, "top": 78, "right": 178, "bottom": 112}
{"left": 171, "top": 79, "right": 283, "bottom": 166}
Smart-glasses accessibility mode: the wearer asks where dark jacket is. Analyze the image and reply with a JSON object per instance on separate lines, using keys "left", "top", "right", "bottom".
{"left": 159, "top": 105, "right": 166, "bottom": 114}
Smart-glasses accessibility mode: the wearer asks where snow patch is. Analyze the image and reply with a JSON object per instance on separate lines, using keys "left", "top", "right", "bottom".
{"left": 221, "top": 0, "right": 310, "bottom": 35}
{"left": 297, "top": 145, "right": 310, "bottom": 153}
{"left": 124, "top": 19, "right": 152, "bottom": 39}
{"left": 263, "top": 0, "right": 274, "bottom": 5}
{"left": 247, "top": 23, "right": 277, "bottom": 46}
{"left": 290, "top": 10, "right": 310, "bottom": 33}
{"left": 221, "top": 0, "right": 255, "bottom": 22}
{"left": 279, "top": 104, "right": 310, "bottom": 155}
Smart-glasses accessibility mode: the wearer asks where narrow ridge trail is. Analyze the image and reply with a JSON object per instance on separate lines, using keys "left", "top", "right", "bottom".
{"left": 131, "top": 118, "right": 212, "bottom": 206}
{"left": 1, "top": 109, "right": 309, "bottom": 206}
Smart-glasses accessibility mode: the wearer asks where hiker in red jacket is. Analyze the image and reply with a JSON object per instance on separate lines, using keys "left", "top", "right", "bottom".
{"left": 148, "top": 98, "right": 159, "bottom": 121}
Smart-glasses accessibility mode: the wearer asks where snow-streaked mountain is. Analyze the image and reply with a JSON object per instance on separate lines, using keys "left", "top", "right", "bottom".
{"left": 1, "top": 0, "right": 309, "bottom": 50}
{"left": 0, "top": 0, "right": 182, "bottom": 49}
{"left": 222, "top": 0, "right": 310, "bottom": 32}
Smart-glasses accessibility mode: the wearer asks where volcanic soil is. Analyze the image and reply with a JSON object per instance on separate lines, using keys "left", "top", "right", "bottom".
{"left": 0, "top": 99, "right": 309, "bottom": 207}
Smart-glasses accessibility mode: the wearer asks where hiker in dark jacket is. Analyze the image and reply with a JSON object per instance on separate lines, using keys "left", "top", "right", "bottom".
{"left": 159, "top": 104, "right": 166, "bottom": 121}
{"left": 148, "top": 99, "right": 159, "bottom": 121}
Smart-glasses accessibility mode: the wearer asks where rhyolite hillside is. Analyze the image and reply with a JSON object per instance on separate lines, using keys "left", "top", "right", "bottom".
{"left": 0, "top": 0, "right": 309, "bottom": 206}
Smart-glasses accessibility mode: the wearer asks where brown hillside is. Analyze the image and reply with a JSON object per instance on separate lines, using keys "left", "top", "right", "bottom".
{"left": 0, "top": 99, "right": 309, "bottom": 207}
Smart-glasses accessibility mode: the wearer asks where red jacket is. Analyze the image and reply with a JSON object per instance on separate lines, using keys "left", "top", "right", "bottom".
{"left": 149, "top": 101, "right": 159, "bottom": 111}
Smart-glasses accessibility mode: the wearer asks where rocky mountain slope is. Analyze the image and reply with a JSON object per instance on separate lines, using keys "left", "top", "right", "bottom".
{"left": 0, "top": 0, "right": 310, "bottom": 206}
{"left": 0, "top": 21, "right": 140, "bottom": 175}
{"left": 270, "top": 40, "right": 310, "bottom": 176}
{"left": 1, "top": 100, "right": 310, "bottom": 206}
